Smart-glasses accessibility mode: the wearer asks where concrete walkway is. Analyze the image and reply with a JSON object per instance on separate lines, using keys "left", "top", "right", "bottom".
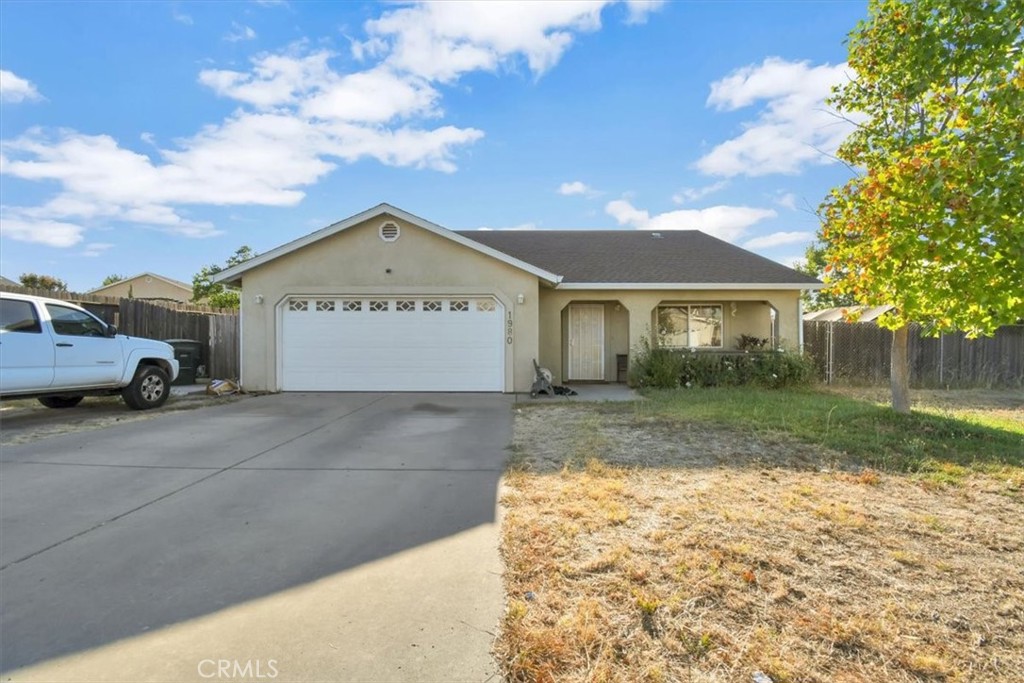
{"left": 1, "top": 393, "right": 510, "bottom": 682}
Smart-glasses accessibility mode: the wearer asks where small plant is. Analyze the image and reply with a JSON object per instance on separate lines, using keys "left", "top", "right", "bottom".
{"left": 737, "top": 334, "right": 770, "bottom": 350}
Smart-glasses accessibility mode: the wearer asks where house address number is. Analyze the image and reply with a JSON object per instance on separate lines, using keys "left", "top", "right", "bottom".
{"left": 506, "top": 311, "right": 513, "bottom": 344}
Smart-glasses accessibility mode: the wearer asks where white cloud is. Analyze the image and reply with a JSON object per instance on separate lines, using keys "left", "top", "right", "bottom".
{"left": 300, "top": 67, "right": 440, "bottom": 123}
{"left": 775, "top": 255, "right": 806, "bottom": 269}
{"left": 671, "top": 180, "right": 728, "bottom": 204}
{"left": 81, "top": 242, "right": 114, "bottom": 257}
{"left": 0, "top": 216, "right": 85, "bottom": 247}
{"left": 696, "top": 57, "right": 857, "bottom": 177}
{"left": 2, "top": 2, "right": 659, "bottom": 248}
{"left": 0, "top": 70, "right": 43, "bottom": 103}
{"left": 624, "top": 0, "right": 666, "bottom": 24}
{"left": 224, "top": 22, "right": 257, "bottom": 43}
{"left": 605, "top": 199, "right": 776, "bottom": 242}
{"left": 172, "top": 9, "right": 193, "bottom": 26}
{"left": 361, "top": 1, "right": 603, "bottom": 81}
{"left": 774, "top": 192, "right": 798, "bottom": 210}
{"left": 558, "top": 180, "right": 595, "bottom": 196}
{"left": 357, "top": 1, "right": 662, "bottom": 82}
{"left": 199, "top": 50, "right": 334, "bottom": 109}
{"left": 743, "top": 230, "right": 814, "bottom": 250}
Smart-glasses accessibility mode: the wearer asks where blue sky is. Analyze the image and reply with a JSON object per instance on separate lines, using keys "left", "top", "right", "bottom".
{"left": 0, "top": 0, "right": 866, "bottom": 292}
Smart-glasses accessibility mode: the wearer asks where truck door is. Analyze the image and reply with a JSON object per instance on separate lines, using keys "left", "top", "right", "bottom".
{"left": 44, "top": 303, "right": 123, "bottom": 388}
{"left": 0, "top": 298, "right": 56, "bottom": 392}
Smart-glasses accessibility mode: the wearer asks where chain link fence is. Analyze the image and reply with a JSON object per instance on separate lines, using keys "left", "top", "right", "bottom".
{"left": 803, "top": 321, "right": 1024, "bottom": 388}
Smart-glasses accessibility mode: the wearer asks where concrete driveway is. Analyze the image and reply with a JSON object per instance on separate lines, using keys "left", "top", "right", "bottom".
{"left": 0, "top": 393, "right": 512, "bottom": 682}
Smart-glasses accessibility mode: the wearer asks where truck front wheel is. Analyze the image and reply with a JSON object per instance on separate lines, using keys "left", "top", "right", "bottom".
{"left": 122, "top": 365, "right": 170, "bottom": 410}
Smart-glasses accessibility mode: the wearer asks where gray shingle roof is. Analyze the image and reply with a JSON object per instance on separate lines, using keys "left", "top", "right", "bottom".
{"left": 456, "top": 230, "right": 820, "bottom": 285}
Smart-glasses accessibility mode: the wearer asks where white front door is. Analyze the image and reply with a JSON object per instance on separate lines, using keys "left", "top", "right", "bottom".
{"left": 281, "top": 296, "right": 505, "bottom": 392}
{"left": 568, "top": 304, "right": 604, "bottom": 380}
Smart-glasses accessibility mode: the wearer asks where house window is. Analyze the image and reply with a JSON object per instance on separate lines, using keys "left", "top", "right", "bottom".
{"left": 289, "top": 299, "right": 309, "bottom": 312}
{"left": 657, "top": 305, "right": 723, "bottom": 348}
{"left": 315, "top": 300, "right": 335, "bottom": 312}
{"left": 423, "top": 300, "right": 443, "bottom": 312}
{"left": 475, "top": 299, "right": 496, "bottom": 312}
{"left": 395, "top": 300, "right": 415, "bottom": 312}
{"left": 341, "top": 300, "right": 361, "bottom": 312}
{"left": 450, "top": 300, "right": 469, "bottom": 312}
{"left": 369, "top": 300, "right": 389, "bottom": 312}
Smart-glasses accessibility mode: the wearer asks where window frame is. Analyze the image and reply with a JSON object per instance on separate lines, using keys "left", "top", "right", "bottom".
{"left": 656, "top": 303, "right": 724, "bottom": 349}
{"left": 45, "top": 303, "right": 111, "bottom": 338}
{"left": 0, "top": 299, "right": 43, "bottom": 334}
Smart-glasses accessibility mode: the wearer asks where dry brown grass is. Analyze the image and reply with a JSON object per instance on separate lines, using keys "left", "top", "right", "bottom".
{"left": 497, "top": 405, "right": 1024, "bottom": 683}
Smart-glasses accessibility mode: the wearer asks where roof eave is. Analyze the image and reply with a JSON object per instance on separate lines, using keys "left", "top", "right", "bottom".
{"left": 554, "top": 282, "right": 824, "bottom": 291}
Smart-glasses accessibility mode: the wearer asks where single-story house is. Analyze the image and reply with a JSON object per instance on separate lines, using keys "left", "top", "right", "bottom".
{"left": 87, "top": 272, "right": 194, "bottom": 303}
{"left": 213, "top": 203, "right": 821, "bottom": 393}
{"left": 0, "top": 275, "right": 19, "bottom": 287}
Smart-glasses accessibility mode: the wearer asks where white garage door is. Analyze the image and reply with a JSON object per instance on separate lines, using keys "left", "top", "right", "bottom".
{"left": 281, "top": 296, "right": 505, "bottom": 391}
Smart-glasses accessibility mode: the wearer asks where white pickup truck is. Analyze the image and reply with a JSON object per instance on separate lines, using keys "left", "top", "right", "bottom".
{"left": 0, "top": 292, "right": 180, "bottom": 410}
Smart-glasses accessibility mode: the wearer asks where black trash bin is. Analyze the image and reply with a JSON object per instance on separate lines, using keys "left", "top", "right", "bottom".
{"left": 165, "top": 339, "right": 205, "bottom": 386}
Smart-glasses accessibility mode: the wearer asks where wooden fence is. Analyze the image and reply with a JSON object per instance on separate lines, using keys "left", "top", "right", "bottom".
{"left": 804, "top": 321, "right": 1024, "bottom": 388}
{"left": 1, "top": 285, "right": 240, "bottom": 380}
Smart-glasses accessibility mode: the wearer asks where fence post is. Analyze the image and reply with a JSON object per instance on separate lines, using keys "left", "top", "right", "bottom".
{"left": 826, "top": 322, "right": 834, "bottom": 385}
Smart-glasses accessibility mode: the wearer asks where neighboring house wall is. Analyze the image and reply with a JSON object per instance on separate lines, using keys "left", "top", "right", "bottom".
{"left": 237, "top": 215, "right": 541, "bottom": 392}
{"left": 538, "top": 289, "right": 801, "bottom": 384}
{"left": 92, "top": 276, "right": 192, "bottom": 302}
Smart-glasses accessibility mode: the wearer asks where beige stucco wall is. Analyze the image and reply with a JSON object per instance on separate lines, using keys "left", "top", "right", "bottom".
{"left": 538, "top": 289, "right": 801, "bottom": 384}
{"left": 237, "top": 215, "right": 541, "bottom": 393}
{"left": 93, "top": 276, "right": 192, "bottom": 302}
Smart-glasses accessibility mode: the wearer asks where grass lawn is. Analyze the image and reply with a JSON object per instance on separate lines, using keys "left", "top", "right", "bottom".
{"left": 496, "top": 387, "right": 1023, "bottom": 682}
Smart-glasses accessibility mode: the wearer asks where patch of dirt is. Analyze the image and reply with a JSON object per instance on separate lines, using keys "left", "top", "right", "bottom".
{"left": 498, "top": 404, "right": 1024, "bottom": 683}
{"left": 0, "top": 392, "right": 247, "bottom": 446}
{"left": 512, "top": 404, "right": 859, "bottom": 473}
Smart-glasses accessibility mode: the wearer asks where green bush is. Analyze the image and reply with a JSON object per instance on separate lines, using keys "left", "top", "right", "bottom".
{"left": 630, "top": 337, "right": 815, "bottom": 389}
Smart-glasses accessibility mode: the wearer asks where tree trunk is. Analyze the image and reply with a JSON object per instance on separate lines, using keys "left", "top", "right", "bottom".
{"left": 890, "top": 325, "right": 911, "bottom": 414}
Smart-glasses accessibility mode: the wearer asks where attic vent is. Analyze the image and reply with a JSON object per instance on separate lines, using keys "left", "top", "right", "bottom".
{"left": 651, "top": 232, "right": 663, "bottom": 239}
{"left": 379, "top": 222, "right": 400, "bottom": 242}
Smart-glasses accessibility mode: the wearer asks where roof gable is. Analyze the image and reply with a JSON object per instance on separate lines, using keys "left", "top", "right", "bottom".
{"left": 87, "top": 272, "right": 192, "bottom": 294}
{"left": 212, "top": 204, "right": 562, "bottom": 286}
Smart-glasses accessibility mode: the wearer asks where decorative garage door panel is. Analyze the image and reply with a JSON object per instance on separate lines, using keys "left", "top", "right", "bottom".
{"left": 282, "top": 297, "right": 504, "bottom": 391}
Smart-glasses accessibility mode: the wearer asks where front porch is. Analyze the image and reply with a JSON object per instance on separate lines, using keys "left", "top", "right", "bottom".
{"left": 537, "top": 289, "right": 801, "bottom": 384}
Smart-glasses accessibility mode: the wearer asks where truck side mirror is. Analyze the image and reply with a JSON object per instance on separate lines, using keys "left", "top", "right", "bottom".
{"left": 106, "top": 324, "right": 118, "bottom": 337}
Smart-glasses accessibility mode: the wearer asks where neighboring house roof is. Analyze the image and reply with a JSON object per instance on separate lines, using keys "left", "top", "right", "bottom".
{"left": 459, "top": 229, "right": 820, "bottom": 289}
{"left": 87, "top": 272, "right": 192, "bottom": 295}
{"left": 0, "top": 275, "right": 18, "bottom": 287}
{"left": 212, "top": 203, "right": 821, "bottom": 290}
{"left": 804, "top": 305, "right": 895, "bottom": 322}
{"left": 213, "top": 203, "right": 562, "bottom": 287}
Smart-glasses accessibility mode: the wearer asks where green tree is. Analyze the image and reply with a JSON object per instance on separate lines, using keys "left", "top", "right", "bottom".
{"left": 192, "top": 246, "right": 257, "bottom": 308}
{"left": 795, "top": 240, "right": 858, "bottom": 311}
{"left": 820, "top": 0, "right": 1024, "bottom": 413}
{"left": 19, "top": 273, "right": 68, "bottom": 291}
{"left": 101, "top": 274, "right": 126, "bottom": 286}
